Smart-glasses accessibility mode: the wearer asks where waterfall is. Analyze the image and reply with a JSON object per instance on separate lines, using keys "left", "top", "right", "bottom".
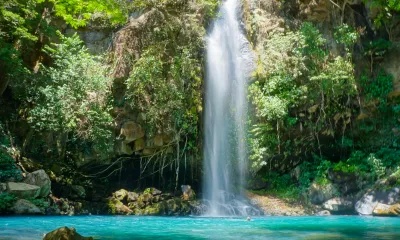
{"left": 203, "top": 0, "right": 258, "bottom": 216}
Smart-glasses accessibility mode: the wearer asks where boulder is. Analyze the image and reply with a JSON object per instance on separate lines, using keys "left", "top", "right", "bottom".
{"left": 12, "top": 199, "right": 42, "bottom": 215}
{"left": 327, "top": 169, "right": 359, "bottom": 194}
{"left": 23, "top": 170, "right": 51, "bottom": 198}
{"left": 355, "top": 187, "right": 400, "bottom": 215}
{"left": 373, "top": 203, "right": 400, "bottom": 216}
{"left": 308, "top": 183, "right": 338, "bottom": 205}
{"left": 108, "top": 198, "right": 132, "bottom": 215}
{"left": 154, "top": 135, "right": 163, "bottom": 147}
{"left": 113, "top": 189, "right": 128, "bottom": 201}
{"left": 6, "top": 182, "right": 40, "bottom": 199}
{"left": 141, "top": 193, "right": 153, "bottom": 203}
{"left": 148, "top": 187, "right": 162, "bottom": 196}
{"left": 181, "top": 185, "right": 195, "bottom": 201}
{"left": 322, "top": 198, "right": 353, "bottom": 212}
{"left": 43, "top": 227, "right": 93, "bottom": 240}
{"left": 315, "top": 210, "right": 331, "bottom": 216}
{"left": 165, "top": 198, "right": 191, "bottom": 216}
{"left": 127, "top": 192, "right": 139, "bottom": 202}
{"left": 134, "top": 138, "right": 145, "bottom": 151}
{"left": 118, "top": 121, "right": 145, "bottom": 143}
{"left": 120, "top": 142, "right": 134, "bottom": 155}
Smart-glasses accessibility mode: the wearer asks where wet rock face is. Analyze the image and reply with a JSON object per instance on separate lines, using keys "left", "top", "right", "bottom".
{"left": 181, "top": 185, "right": 195, "bottom": 201}
{"left": 23, "top": 170, "right": 51, "bottom": 198}
{"left": 355, "top": 187, "right": 400, "bottom": 215}
{"left": 322, "top": 198, "right": 353, "bottom": 213}
{"left": 108, "top": 187, "right": 196, "bottom": 216}
{"left": 114, "top": 189, "right": 129, "bottom": 201}
{"left": 373, "top": 203, "right": 400, "bottom": 216}
{"left": 6, "top": 182, "right": 40, "bottom": 199}
{"left": 12, "top": 199, "right": 42, "bottom": 215}
{"left": 315, "top": 210, "right": 331, "bottom": 216}
{"left": 308, "top": 183, "right": 338, "bottom": 205}
{"left": 43, "top": 227, "right": 93, "bottom": 240}
{"left": 327, "top": 170, "right": 359, "bottom": 195}
{"left": 112, "top": 9, "right": 165, "bottom": 79}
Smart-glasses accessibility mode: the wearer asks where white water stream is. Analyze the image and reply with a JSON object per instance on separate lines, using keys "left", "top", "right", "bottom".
{"left": 203, "top": 0, "right": 258, "bottom": 216}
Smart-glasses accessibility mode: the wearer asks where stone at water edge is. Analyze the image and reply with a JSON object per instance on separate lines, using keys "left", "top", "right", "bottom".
{"left": 12, "top": 199, "right": 42, "bottom": 215}
{"left": 308, "top": 182, "right": 338, "bottom": 205}
{"left": 6, "top": 182, "right": 40, "bottom": 199}
{"left": 181, "top": 185, "right": 195, "bottom": 201}
{"left": 373, "top": 203, "right": 400, "bottom": 216}
{"left": 322, "top": 198, "right": 353, "bottom": 212}
{"left": 127, "top": 192, "right": 139, "bottom": 202}
{"left": 43, "top": 227, "right": 93, "bottom": 240}
{"left": 23, "top": 170, "right": 51, "bottom": 198}
{"left": 108, "top": 198, "right": 133, "bottom": 215}
{"left": 315, "top": 210, "right": 331, "bottom": 216}
{"left": 355, "top": 187, "right": 400, "bottom": 215}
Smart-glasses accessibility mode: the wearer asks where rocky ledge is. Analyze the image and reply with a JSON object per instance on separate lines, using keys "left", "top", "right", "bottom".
{"left": 107, "top": 185, "right": 199, "bottom": 216}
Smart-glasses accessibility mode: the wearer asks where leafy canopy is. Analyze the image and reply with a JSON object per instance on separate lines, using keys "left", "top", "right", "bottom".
{"left": 26, "top": 31, "right": 113, "bottom": 154}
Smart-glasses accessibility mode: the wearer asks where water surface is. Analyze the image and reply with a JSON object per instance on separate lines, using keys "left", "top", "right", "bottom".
{"left": 1, "top": 216, "right": 400, "bottom": 239}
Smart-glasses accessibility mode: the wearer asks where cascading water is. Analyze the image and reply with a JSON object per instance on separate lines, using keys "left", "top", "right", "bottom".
{"left": 203, "top": 0, "right": 259, "bottom": 216}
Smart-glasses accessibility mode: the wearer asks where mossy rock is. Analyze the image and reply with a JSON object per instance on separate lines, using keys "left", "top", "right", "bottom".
{"left": 107, "top": 198, "right": 132, "bottom": 215}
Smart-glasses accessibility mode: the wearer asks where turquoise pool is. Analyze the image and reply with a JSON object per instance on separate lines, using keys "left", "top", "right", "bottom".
{"left": 1, "top": 216, "right": 400, "bottom": 239}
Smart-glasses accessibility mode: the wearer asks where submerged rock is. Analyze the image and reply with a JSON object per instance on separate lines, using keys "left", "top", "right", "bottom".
{"left": 23, "top": 170, "right": 51, "bottom": 198}
{"left": 372, "top": 203, "right": 400, "bottom": 216}
{"left": 12, "top": 199, "right": 42, "bottom": 215}
{"left": 322, "top": 198, "right": 353, "bottom": 213}
{"left": 181, "top": 185, "right": 195, "bottom": 201}
{"left": 43, "top": 227, "right": 93, "bottom": 240}
{"left": 6, "top": 182, "right": 40, "bottom": 199}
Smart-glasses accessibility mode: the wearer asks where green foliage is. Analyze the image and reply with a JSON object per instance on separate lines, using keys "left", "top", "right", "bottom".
{"left": 331, "top": 148, "right": 399, "bottom": 183}
{"left": 334, "top": 24, "right": 359, "bottom": 51}
{"left": 130, "top": 0, "right": 220, "bottom": 22}
{"left": 367, "top": 0, "right": 400, "bottom": 30}
{"left": 0, "top": 0, "right": 40, "bottom": 42}
{"left": 0, "top": 192, "right": 17, "bottom": 214}
{"left": 24, "top": 32, "right": 113, "bottom": 155}
{"left": 143, "top": 188, "right": 152, "bottom": 194}
{"left": 41, "top": 0, "right": 127, "bottom": 28}
{"left": 0, "top": 124, "right": 10, "bottom": 147}
{"left": 364, "top": 39, "right": 392, "bottom": 58}
{"left": 248, "top": 23, "right": 357, "bottom": 172}
{"left": 126, "top": 46, "right": 202, "bottom": 137}
{"left": 0, "top": 151, "right": 22, "bottom": 182}
{"left": 314, "top": 159, "right": 332, "bottom": 185}
{"left": 360, "top": 70, "right": 393, "bottom": 109}
{"left": 27, "top": 197, "right": 49, "bottom": 212}
{"left": 258, "top": 173, "right": 300, "bottom": 200}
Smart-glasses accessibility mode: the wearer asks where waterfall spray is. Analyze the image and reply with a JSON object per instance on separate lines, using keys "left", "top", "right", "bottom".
{"left": 203, "top": 0, "right": 258, "bottom": 216}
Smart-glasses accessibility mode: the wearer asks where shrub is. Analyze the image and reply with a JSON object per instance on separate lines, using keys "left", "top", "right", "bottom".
{"left": 0, "top": 193, "right": 17, "bottom": 214}
{"left": 25, "top": 32, "right": 114, "bottom": 156}
{"left": 27, "top": 198, "right": 49, "bottom": 213}
{"left": 0, "top": 151, "right": 22, "bottom": 182}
